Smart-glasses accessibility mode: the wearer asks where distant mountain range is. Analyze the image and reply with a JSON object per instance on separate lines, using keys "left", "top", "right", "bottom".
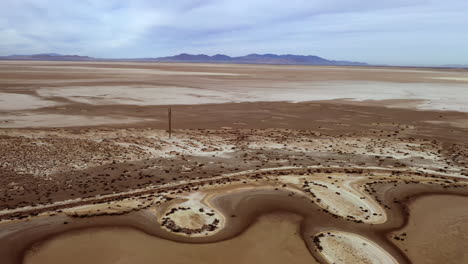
{"left": 153, "top": 53, "right": 368, "bottom": 66}
{"left": 0, "top": 53, "right": 368, "bottom": 66}
{"left": 442, "top": 64, "right": 468, "bottom": 69}
{"left": 1, "top": 53, "right": 94, "bottom": 61}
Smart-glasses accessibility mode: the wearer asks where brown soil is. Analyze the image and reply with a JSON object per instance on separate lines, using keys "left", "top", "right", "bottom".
{"left": 390, "top": 195, "right": 468, "bottom": 264}
{"left": 23, "top": 212, "right": 318, "bottom": 264}
{"left": 1, "top": 61, "right": 468, "bottom": 264}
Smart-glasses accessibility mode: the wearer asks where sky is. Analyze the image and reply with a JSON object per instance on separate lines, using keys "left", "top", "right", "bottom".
{"left": 1, "top": 0, "right": 468, "bottom": 66}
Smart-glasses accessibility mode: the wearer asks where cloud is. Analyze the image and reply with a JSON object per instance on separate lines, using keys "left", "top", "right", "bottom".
{"left": 1, "top": 0, "right": 467, "bottom": 65}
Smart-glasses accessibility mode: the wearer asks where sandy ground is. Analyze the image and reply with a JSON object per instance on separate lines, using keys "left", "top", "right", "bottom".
{"left": 5, "top": 164, "right": 467, "bottom": 264}
{"left": 315, "top": 230, "right": 398, "bottom": 264}
{"left": 390, "top": 195, "right": 468, "bottom": 264}
{"left": 32, "top": 81, "right": 468, "bottom": 111}
{"left": 24, "top": 213, "right": 319, "bottom": 264}
{"left": 0, "top": 93, "right": 61, "bottom": 111}
{"left": 1, "top": 61, "right": 468, "bottom": 128}
{"left": 1, "top": 62, "right": 468, "bottom": 264}
{"left": 1, "top": 128, "right": 466, "bottom": 210}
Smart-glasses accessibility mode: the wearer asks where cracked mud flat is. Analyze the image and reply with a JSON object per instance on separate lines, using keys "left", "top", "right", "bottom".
{"left": 1, "top": 62, "right": 468, "bottom": 264}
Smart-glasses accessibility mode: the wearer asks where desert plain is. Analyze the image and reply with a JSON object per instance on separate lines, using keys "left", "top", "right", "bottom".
{"left": 0, "top": 61, "right": 468, "bottom": 264}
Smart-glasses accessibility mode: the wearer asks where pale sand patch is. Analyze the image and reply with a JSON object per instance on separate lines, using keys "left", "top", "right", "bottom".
{"left": 37, "top": 86, "right": 235, "bottom": 105}
{"left": 157, "top": 192, "right": 224, "bottom": 236}
{"left": 312, "top": 178, "right": 384, "bottom": 223}
{"left": 0, "top": 113, "right": 154, "bottom": 128}
{"left": 36, "top": 81, "right": 468, "bottom": 112}
{"left": 325, "top": 67, "right": 458, "bottom": 74}
{"left": 429, "top": 77, "right": 468, "bottom": 81}
{"left": 0, "top": 93, "right": 61, "bottom": 111}
{"left": 63, "top": 198, "right": 156, "bottom": 217}
{"left": 251, "top": 137, "right": 444, "bottom": 163}
{"left": 294, "top": 81, "right": 468, "bottom": 112}
{"left": 425, "top": 119, "right": 468, "bottom": 129}
{"left": 24, "top": 213, "right": 319, "bottom": 264}
{"left": 275, "top": 175, "right": 386, "bottom": 224}
{"left": 316, "top": 230, "right": 398, "bottom": 264}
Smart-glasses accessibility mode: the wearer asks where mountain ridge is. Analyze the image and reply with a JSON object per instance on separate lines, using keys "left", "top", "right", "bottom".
{"left": 0, "top": 53, "right": 368, "bottom": 66}
{"left": 1, "top": 53, "right": 93, "bottom": 61}
{"left": 154, "top": 53, "right": 367, "bottom": 66}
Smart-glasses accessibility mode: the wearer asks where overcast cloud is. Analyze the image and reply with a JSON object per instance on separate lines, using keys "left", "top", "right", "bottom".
{"left": 1, "top": 0, "right": 467, "bottom": 65}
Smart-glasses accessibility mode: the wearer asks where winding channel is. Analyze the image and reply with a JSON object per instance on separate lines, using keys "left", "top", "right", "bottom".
{"left": 0, "top": 166, "right": 467, "bottom": 264}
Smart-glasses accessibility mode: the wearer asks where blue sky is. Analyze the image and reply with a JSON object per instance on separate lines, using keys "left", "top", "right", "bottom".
{"left": 1, "top": 0, "right": 468, "bottom": 66}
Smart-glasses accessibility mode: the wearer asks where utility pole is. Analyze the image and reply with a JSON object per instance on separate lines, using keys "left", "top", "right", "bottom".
{"left": 168, "top": 107, "right": 172, "bottom": 138}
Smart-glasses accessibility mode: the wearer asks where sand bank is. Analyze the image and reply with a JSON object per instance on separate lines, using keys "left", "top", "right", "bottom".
{"left": 314, "top": 230, "right": 398, "bottom": 264}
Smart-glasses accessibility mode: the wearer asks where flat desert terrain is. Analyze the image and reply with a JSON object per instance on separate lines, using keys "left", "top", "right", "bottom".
{"left": 1, "top": 61, "right": 468, "bottom": 264}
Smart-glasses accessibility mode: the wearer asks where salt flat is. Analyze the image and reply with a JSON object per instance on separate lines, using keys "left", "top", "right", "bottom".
{"left": 1, "top": 61, "right": 468, "bottom": 128}
{"left": 31, "top": 81, "right": 468, "bottom": 112}
{"left": 0, "top": 93, "right": 61, "bottom": 111}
